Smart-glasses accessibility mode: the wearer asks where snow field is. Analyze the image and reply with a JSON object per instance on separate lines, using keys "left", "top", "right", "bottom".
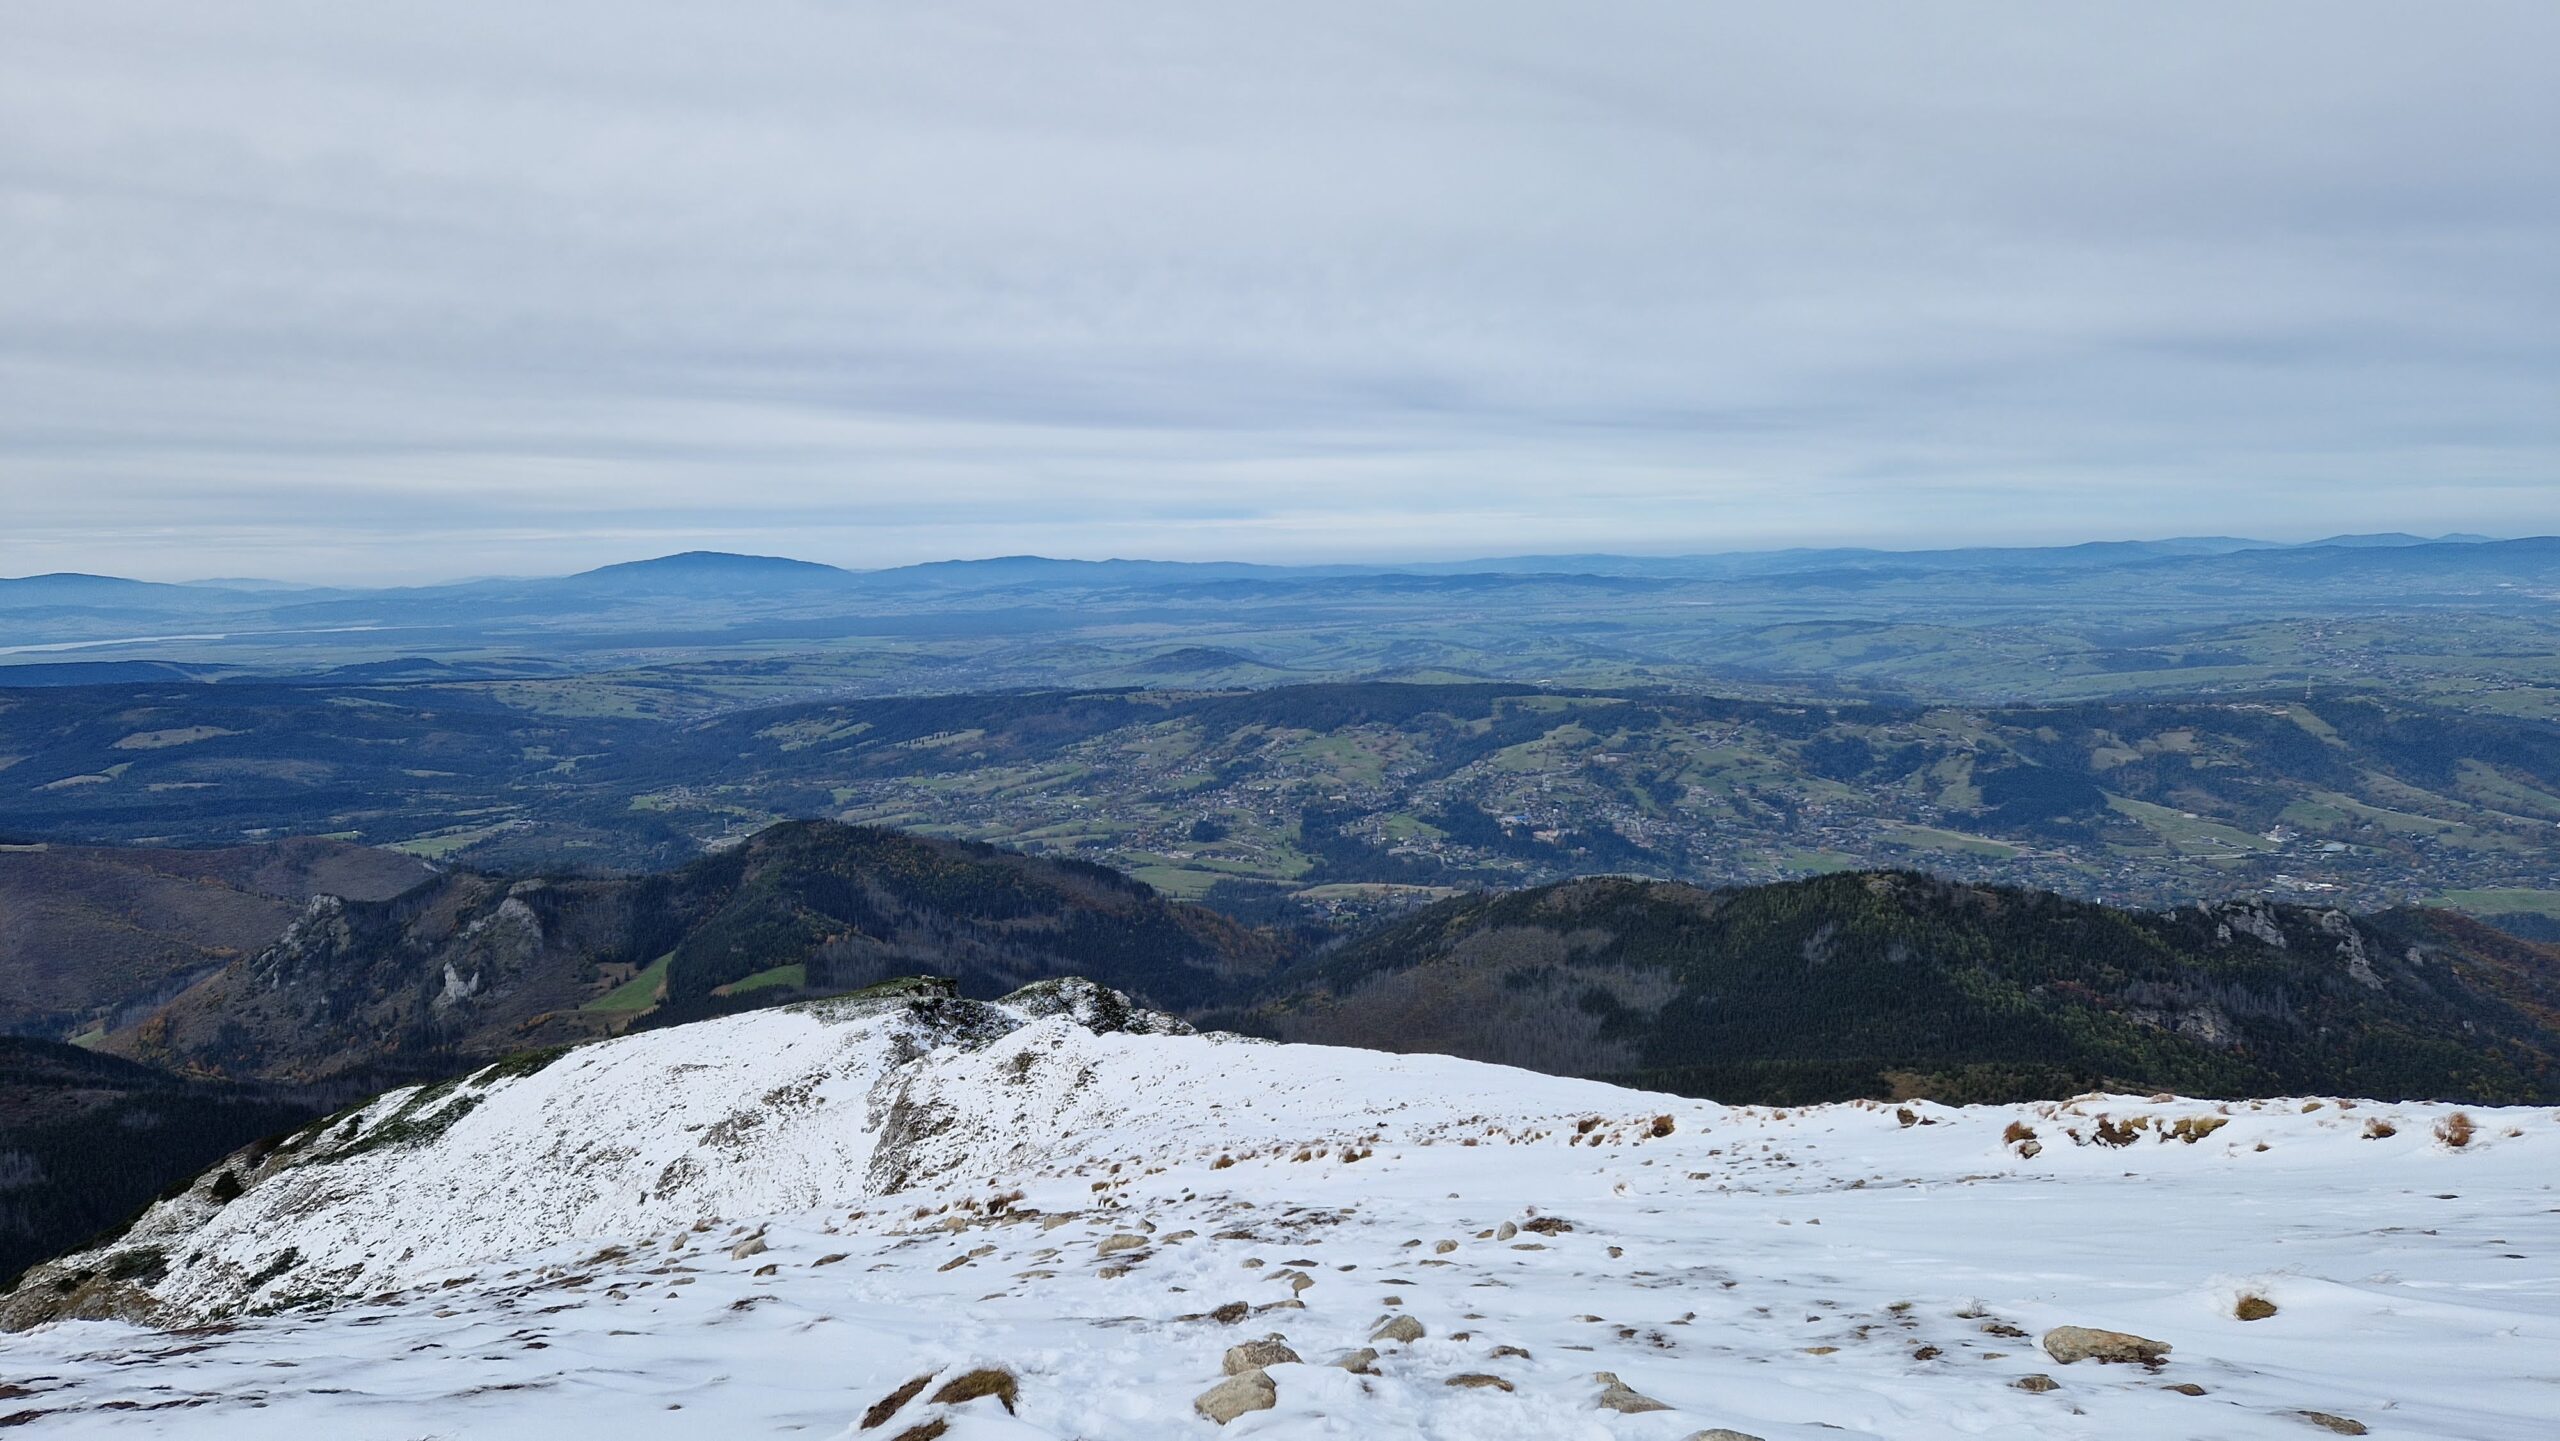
{"left": 3, "top": 1000, "right": 2553, "bottom": 1438}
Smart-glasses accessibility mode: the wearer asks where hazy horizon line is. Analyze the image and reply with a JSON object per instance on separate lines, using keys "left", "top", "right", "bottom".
{"left": 6, "top": 527, "right": 2546, "bottom": 591}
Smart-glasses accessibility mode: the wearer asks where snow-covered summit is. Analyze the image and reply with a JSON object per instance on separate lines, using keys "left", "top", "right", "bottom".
{"left": 2, "top": 978, "right": 2555, "bottom": 1438}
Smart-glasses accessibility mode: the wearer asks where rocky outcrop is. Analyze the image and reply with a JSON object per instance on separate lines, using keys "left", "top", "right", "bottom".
{"left": 102, "top": 820, "right": 1279, "bottom": 1085}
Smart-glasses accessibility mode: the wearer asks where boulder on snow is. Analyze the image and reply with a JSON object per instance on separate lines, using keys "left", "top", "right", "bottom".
{"left": 2042, "top": 1325, "right": 2172, "bottom": 1365}
{"left": 729, "top": 1236, "right": 767, "bottom": 1260}
{"left": 1594, "top": 1371, "right": 1672, "bottom": 1413}
{"left": 1682, "top": 1431, "right": 1767, "bottom": 1441}
{"left": 1371, "top": 1315, "right": 1426, "bottom": 1343}
{"left": 2300, "top": 1413, "right": 2368, "bottom": 1436}
{"left": 1194, "top": 1369, "right": 1277, "bottom": 1425}
{"left": 1445, "top": 1373, "right": 1513, "bottom": 1391}
{"left": 1096, "top": 1233, "right": 1149, "bottom": 1256}
{"left": 1333, "top": 1347, "right": 1379, "bottom": 1374}
{"left": 1223, "top": 1336, "right": 1300, "bottom": 1374}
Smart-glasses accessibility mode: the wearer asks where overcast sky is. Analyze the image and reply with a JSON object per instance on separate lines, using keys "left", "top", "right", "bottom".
{"left": 2, "top": 2, "right": 2554, "bottom": 582}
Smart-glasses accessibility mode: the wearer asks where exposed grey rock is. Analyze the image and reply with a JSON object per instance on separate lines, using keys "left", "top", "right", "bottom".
{"left": 998, "top": 977, "right": 1196, "bottom": 1036}
{"left": 729, "top": 1236, "right": 767, "bottom": 1260}
{"left": 1333, "top": 1347, "right": 1379, "bottom": 1374}
{"left": 1097, "top": 1233, "right": 1149, "bottom": 1256}
{"left": 2014, "top": 1374, "right": 2060, "bottom": 1393}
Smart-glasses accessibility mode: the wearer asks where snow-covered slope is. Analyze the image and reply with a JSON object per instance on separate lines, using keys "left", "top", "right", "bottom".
{"left": 1, "top": 978, "right": 2553, "bottom": 1439}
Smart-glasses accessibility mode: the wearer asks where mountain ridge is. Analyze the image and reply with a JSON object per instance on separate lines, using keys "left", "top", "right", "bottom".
{"left": 0, "top": 972, "right": 2549, "bottom": 1440}
{"left": 105, "top": 820, "right": 1283, "bottom": 1083}
{"left": 1231, "top": 870, "right": 2560, "bottom": 1104}
{"left": 8, "top": 531, "right": 2541, "bottom": 605}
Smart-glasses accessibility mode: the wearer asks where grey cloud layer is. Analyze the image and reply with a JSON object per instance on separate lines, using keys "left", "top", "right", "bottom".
{"left": 2, "top": 1, "right": 2553, "bottom": 580}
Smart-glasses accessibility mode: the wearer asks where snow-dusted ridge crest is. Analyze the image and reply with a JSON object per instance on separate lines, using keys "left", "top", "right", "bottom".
{"left": 2, "top": 975, "right": 1202, "bottom": 1327}
{"left": 2, "top": 976, "right": 2555, "bottom": 1439}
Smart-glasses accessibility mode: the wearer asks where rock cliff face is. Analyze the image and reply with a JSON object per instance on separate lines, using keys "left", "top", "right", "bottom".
{"left": 0, "top": 837, "right": 429, "bottom": 1038}
{"left": 106, "top": 820, "right": 1282, "bottom": 1083}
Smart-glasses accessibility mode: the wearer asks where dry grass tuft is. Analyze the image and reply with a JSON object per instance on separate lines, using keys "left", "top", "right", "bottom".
{"left": 2091, "top": 1115, "right": 2147, "bottom": 1148}
{"left": 860, "top": 1373, "right": 936, "bottom": 1430}
{"left": 2235, "top": 1294, "right": 2278, "bottom": 1321}
{"left": 2361, "top": 1118, "right": 2396, "bottom": 1140}
{"left": 2435, "top": 1112, "right": 2476, "bottom": 1149}
{"left": 927, "top": 1366, "right": 1019, "bottom": 1413}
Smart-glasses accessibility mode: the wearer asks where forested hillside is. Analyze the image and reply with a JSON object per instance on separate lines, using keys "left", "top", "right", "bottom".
{"left": 1234, "top": 872, "right": 2560, "bottom": 1104}
{"left": 0, "top": 1038, "right": 332, "bottom": 1287}
{"left": 0, "top": 839, "right": 428, "bottom": 1039}
{"left": 107, "top": 820, "right": 1283, "bottom": 1082}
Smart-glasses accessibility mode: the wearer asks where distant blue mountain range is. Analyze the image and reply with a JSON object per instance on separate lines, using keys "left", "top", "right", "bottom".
{"left": 3, "top": 531, "right": 2530, "bottom": 603}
